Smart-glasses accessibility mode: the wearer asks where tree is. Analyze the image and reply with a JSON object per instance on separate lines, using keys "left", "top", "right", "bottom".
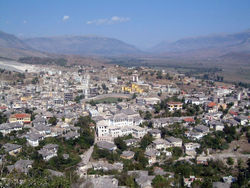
{"left": 192, "top": 180, "right": 202, "bottom": 188}
{"left": 140, "top": 134, "right": 153, "bottom": 150}
{"left": 152, "top": 175, "right": 170, "bottom": 188}
{"left": 156, "top": 71, "right": 163, "bottom": 79}
{"left": 92, "top": 146, "right": 119, "bottom": 163}
{"left": 0, "top": 112, "right": 7, "bottom": 124}
{"left": 116, "top": 172, "right": 137, "bottom": 187}
{"left": 102, "top": 83, "right": 108, "bottom": 91}
{"left": 89, "top": 100, "right": 96, "bottom": 106}
{"left": 227, "top": 157, "right": 234, "bottom": 166}
{"left": 74, "top": 95, "right": 84, "bottom": 103}
{"left": 114, "top": 137, "right": 127, "bottom": 151}
{"left": 31, "top": 77, "right": 39, "bottom": 84}
{"left": 144, "top": 111, "right": 152, "bottom": 120}
{"left": 132, "top": 93, "right": 137, "bottom": 99}
{"left": 154, "top": 104, "right": 161, "bottom": 114}
{"left": 48, "top": 116, "right": 58, "bottom": 126}
{"left": 173, "top": 110, "right": 181, "bottom": 117}
{"left": 172, "top": 147, "right": 183, "bottom": 158}
{"left": 75, "top": 116, "right": 95, "bottom": 149}
{"left": 134, "top": 150, "right": 148, "bottom": 168}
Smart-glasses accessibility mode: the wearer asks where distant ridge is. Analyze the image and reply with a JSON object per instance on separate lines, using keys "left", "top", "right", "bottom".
{"left": 23, "top": 35, "right": 142, "bottom": 56}
{"left": 150, "top": 30, "right": 250, "bottom": 58}
{"left": 1, "top": 29, "right": 250, "bottom": 61}
{"left": 0, "top": 30, "right": 47, "bottom": 59}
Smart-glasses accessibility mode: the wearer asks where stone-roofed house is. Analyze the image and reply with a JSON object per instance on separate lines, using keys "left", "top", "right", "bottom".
{"left": 222, "top": 176, "right": 237, "bottom": 184}
{"left": 43, "top": 111, "right": 53, "bottom": 119}
{"left": 132, "top": 126, "right": 147, "bottom": 138}
{"left": 166, "top": 136, "right": 183, "bottom": 147}
{"left": 209, "top": 121, "right": 224, "bottom": 131}
{"left": 128, "top": 170, "right": 155, "bottom": 188}
{"left": 33, "top": 125, "right": 51, "bottom": 135}
{"left": 64, "top": 113, "right": 75, "bottom": 123}
{"left": 151, "top": 118, "right": 170, "bottom": 128}
{"left": 153, "top": 167, "right": 167, "bottom": 176}
{"left": 26, "top": 132, "right": 44, "bottom": 147}
{"left": 38, "top": 144, "right": 58, "bottom": 161}
{"left": 32, "top": 116, "right": 47, "bottom": 126}
{"left": 184, "top": 142, "right": 200, "bottom": 156}
{"left": 63, "top": 131, "right": 80, "bottom": 140}
{"left": 224, "top": 119, "right": 239, "bottom": 127}
{"left": 97, "top": 141, "right": 117, "bottom": 151}
{"left": 152, "top": 138, "right": 171, "bottom": 150}
{"left": 194, "top": 125, "right": 210, "bottom": 134}
{"left": 48, "top": 169, "right": 64, "bottom": 177}
{"left": 3, "top": 143, "right": 22, "bottom": 156}
{"left": 144, "top": 149, "right": 160, "bottom": 165}
{"left": 124, "top": 138, "right": 139, "bottom": 147}
{"left": 120, "top": 108, "right": 140, "bottom": 118}
{"left": 148, "top": 129, "right": 161, "bottom": 139}
{"left": 196, "top": 154, "right": 213, "bottom": 165}
{"left": 212, "top": 182, "right": 230, "bottom": 188}
{"left": 0, "top": 122, "right": 23, "bottom": 136}
{"left": 80, "top": 176, "right": 119, "bottom": 188}
{"left": 63, "top": 154, "right": 69, "bottom": 160}
{"left": 7, "top": 159, "right": 33, "bottom": 174}
{"left": 185, "top": 130, "right": 204, "bottom": 140}
{"left": 92, "top": 161, "right": 123, "bottom": 172}
{"left": 234, "top": 115, "right": 249, "bottom": 126}
{"left": 120, "top": 150, "right": 135, "bottom": 159}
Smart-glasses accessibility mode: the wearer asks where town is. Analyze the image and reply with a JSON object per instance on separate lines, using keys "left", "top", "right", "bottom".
{"left": 0, "top": 63, "right": 249, "bottom": 188}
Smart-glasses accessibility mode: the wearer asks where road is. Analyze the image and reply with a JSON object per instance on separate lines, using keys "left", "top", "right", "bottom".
{"left": 80, "top": 146, "right": 94, "bottom": 165}
{"left": 213, "top": 153, "right": 250, "bottom": 160}
{"left": 77, "top": 131, "right": 97, "bottom": 177}
{"left": 77, "top": 146, "right": 94, "bottom": 178}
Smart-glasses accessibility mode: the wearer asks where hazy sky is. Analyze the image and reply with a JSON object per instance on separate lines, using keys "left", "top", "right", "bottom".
{"left": 1, "top": 0, "right": 250, "bottom": 48}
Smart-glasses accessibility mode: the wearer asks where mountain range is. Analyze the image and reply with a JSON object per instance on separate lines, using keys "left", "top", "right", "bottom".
{"left": 150, "top": 30, "right": 250, "bottom": 59}
{"left": 0, "top": 31, "right": 142, "bottom": 60}
{"left": 23, "top": 36, "right": 141, "bottom": 56}
{"left": 0, "top": 29, "right": 250, "bottom": 61}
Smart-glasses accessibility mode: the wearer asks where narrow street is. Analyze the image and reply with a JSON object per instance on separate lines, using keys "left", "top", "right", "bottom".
{"left": 77, "top": 130, "right": 97, "bottom": 177}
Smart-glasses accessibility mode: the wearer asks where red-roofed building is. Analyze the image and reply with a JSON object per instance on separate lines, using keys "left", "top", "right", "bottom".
{"left": 229, "top": 110, "right": 238, "bottom": 117}
{"left": 9, "top": 113, "right": 31, "bottom": 124}
{"left": 207, "top": 102, "right": 217, "bottom": 108}
{"left": 184, "top": 117, "right": 195, "bottom": 123}
{"left": 0, "top": 106, "right": 7, "bottom": 110}
{"left": 0, "top": 106, "right": 7, "bottom": 112}
{"left": 207, "top": 102, "right": 218, "bottom": 113}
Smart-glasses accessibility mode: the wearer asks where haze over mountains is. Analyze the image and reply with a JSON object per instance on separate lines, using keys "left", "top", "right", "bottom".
{"left": 0, "top": 31, "right": 47, "bottom": 59}
{"left": 150, "top": 29, "right": 250, "bottom": 58}
{"left": 0, "top": 30, "right": 141, "bottom": 59}
{"left": 0, "top": 29, "right": 250, "bottom": 60}
{"left": 24, "top": 36, "right": 141, "bottom": 56}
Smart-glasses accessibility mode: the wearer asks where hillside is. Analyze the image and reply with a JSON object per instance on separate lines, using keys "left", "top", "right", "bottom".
{"left": 0, "top": 30, "right": 30, "bottom": 50}
{"left": 0, "top": 31, "right": 47, "bottom": 60}
{"left": 151, "top": 30, "right": 250, "bottom": 58}
{"left": 0, "top": 30, "right": 142, "bottom": 59}
{"left": 23, "top": 36, "right": 142, "bottom": 56}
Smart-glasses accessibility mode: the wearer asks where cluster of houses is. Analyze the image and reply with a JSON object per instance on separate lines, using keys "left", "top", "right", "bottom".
{"left": 0, "top": 65, "right": 249, "bottom": 187}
